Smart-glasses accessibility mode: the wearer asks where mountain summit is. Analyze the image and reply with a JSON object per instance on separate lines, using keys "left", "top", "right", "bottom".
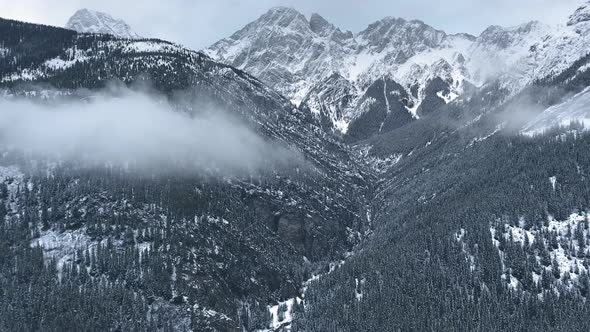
{"left": 65, "top": 9, "right": 140, "bottom": 39}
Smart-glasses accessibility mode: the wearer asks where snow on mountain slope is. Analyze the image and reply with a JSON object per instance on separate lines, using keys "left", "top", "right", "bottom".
{"left": 205, "top": 7, "right": 353, "bottom": 107}
{"left": 1, "top": 39, "right": 185, "bottom": 83}
{"left": 205, "top": 7, "right": 474, "bottom": 136}
{"left": 467, "top": 21, "right": 554, "bottom": 89}
{"left": 206, "top": 4, "right": 590, "bottom": 136}
{"left": 301, "top": 73, "right": 357, "bottom": 133}
{"left": 342, "top": 17, "right": 471, "bottom": 91}
{"left": 522, "top": 86, "right": 590, "bottom": 136}
{"left": 490, "top": 212, "right": 590, "bottom": 291}
{"left": 66, "top": 9, "right": 140, "bottom": 38}
{"left": 468, "top": 13, "right": 590, "bottom": 94}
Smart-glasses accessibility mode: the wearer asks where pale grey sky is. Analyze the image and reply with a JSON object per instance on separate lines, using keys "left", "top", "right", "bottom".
{"left": 0, "top": 0, "right": 584, "bottom": 50}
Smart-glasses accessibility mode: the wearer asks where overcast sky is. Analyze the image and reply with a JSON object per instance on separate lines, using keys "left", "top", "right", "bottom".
{"left": 1, "top": 0, "right": 584, "bottom": 50}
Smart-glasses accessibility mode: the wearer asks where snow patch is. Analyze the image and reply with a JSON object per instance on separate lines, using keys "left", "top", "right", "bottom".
{"left": 1, "top": 68, "right": 44, "bottom": 82}
{"left": 31, "top": 229, "right": 93, "bottom": 273}
{"left": 490, "top": 212, "right": 590, "bottom": 289}
{"left": 268, "top": 297, "right": 302, "bottom": 331}
{"left": 121, "top": 41, "right": 179, "bottom": 54}
{"left": 455, "top": 228, "right": 476, "bottom": 272}
{"left": 43, "top": 48, "right": 91, "bottom": 71}
{"left": 354, "top": 145, "right": 402, "bottom": 174}
{"left": 467, "top": 125, "right": 503, "bottom": 147}
{"left": 437, "top": 90, "right": 459, "bottom": 104}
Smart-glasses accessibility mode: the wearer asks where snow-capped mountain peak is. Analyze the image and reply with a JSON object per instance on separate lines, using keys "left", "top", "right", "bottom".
{"left": 476, "top": 21, "right": 547, "bottom": 49}
{"left": 65, "top": 9, "right": 140, "bottom": 39}
{"left": 309, "top": 13, "right": 335, "bottom": 35}
{"left": 356, "top": 17, "right": 446, "bottom": 55}
{"left": 205, "top": 7, "right": 478, "bottom": 136}
{"left": 256, "top": 6, "right": 309, "bottom": 29}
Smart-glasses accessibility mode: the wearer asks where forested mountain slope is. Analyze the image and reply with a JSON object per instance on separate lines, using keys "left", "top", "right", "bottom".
{"left": 0, "top": 17, "right": 371, "bottom": 331}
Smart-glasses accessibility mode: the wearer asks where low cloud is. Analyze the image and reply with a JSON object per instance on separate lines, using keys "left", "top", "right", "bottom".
{"left": 495, "top": 91, "right": 547, "bottom": 133}
{"left": 493, "top": 86, "right": 579, "bottom": 134}
{"left": 0, "top": 90, "right": 304, "bottom": 175}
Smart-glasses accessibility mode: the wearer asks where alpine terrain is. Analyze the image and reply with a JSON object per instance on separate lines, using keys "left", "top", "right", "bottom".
{"left": 0, "top": 1, "right": 590, "bottom": 331}
{"left": 206, "top": 6, "right": 590, "bottom": 140}
{"left": 66, "top": 9, "right": 141, "bottom": 38}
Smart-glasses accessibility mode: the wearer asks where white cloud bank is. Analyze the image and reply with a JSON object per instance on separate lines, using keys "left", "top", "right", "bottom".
{"left": 0, "top": 91, "right": 303, "bottom": 174}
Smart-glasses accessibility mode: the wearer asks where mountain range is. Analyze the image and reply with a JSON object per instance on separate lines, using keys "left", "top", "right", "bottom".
{"left": 205, "top": 6, "right": 590, "bottom": 139}
{"left": 64, "top": 6, "right": 590, "bottom": 140}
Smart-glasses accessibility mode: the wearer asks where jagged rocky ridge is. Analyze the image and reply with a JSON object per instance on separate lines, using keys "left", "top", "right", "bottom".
{"left": 206, "top": 5, "right": 590, "bottom": 141}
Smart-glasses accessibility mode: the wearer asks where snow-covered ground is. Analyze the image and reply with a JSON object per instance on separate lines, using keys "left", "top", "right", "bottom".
{"left": 253, "top": 253, "right": 349, "bottom": 331}
{"left": 43, "top": 48, "right": 91, "bottom": 71}
{"left": 354, "top": 145, "right": 403, "bottom": 174}
{"left": 266, "top": 297, "right": 302, "bottom": 331}
{"left": 455, "top": 228, "right": 476, "bottom": 272}
{"left": 121, "top": 41, "right": 180, "bottom": 54}
{"left": 490, "top": 212, "right": 590, "bottom": 290}
{"left": 31, "top": 229, "right": 93, "bottom": 272}
{"left": 1, "top": 68, "right": 45, "bottom": 83}
{"left": 0, "top": 47, "right": 9, "bottom": 58}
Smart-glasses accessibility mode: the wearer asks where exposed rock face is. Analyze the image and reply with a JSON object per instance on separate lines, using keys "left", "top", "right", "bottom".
{"left": 417, "top": 77, "right": 452, "bottom": 116}
{"left": 205, "top": 7, "right": 352, "bottom": 107}
{"left": 300, "top": 73, "right": 358, "bottom": 134}
{"left": 357, "top": 17, "right": 446, "bottom": 56}
{"left": 345, "top": 77, "right": 414, "bottom": 142}
{"left": 309, "top": 13, "right": 350, "bottom": 40}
